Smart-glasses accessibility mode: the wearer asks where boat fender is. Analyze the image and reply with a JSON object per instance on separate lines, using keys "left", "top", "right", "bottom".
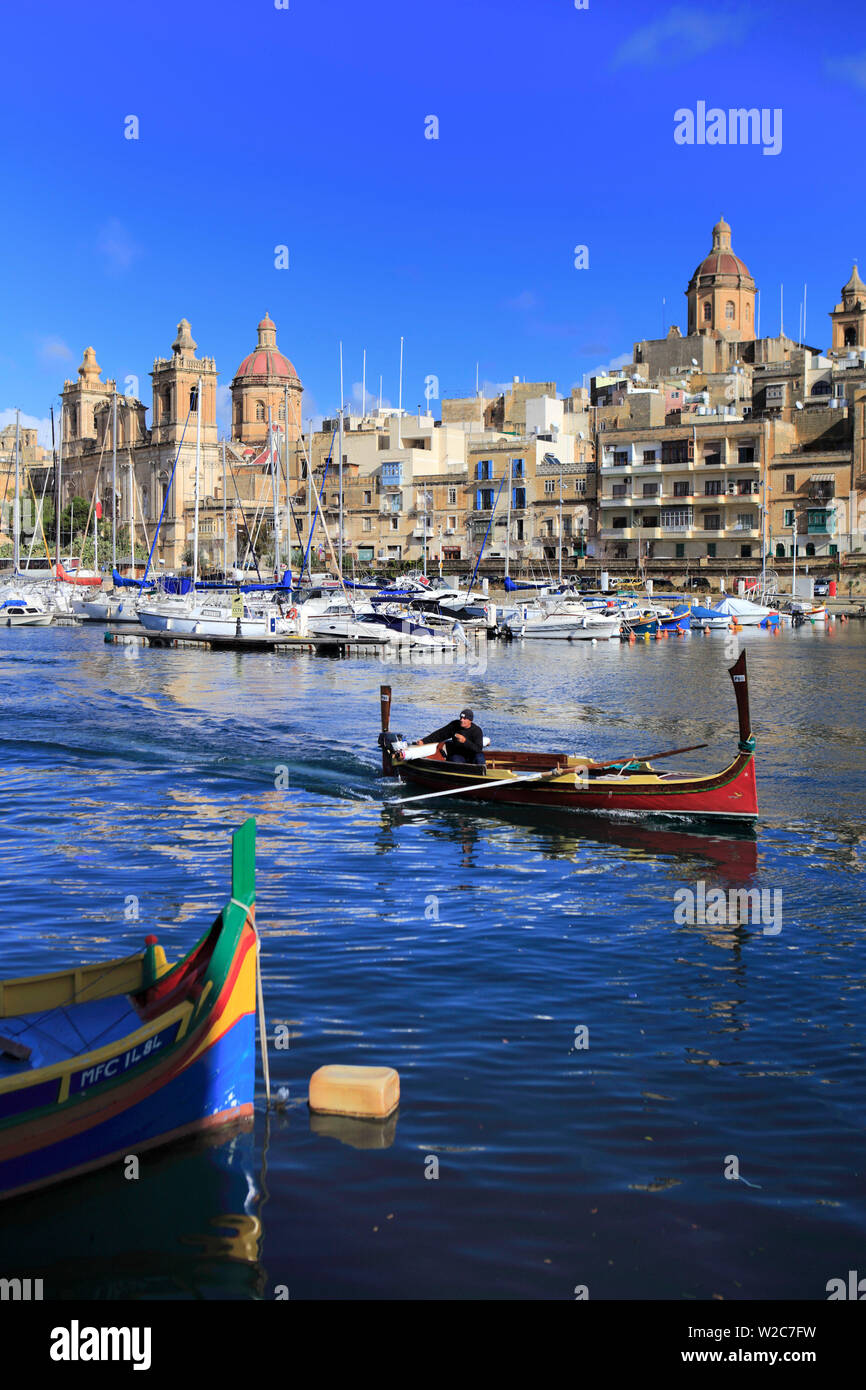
{"left": 287, "top": 606, "right": 298, "bottom": 620}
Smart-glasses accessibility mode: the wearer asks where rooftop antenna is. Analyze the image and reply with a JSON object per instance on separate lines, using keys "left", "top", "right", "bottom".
{"left": 378, "top": 375, "right": 382, "bottom": 412}
{"left": 780, "top": 283, "right": 784, "bottom": 339}
{"left": 362, "top": 348, "right": 366, "bottom": 419}
{"left": 803, "top": 282, "right": 807, "bottom": 348}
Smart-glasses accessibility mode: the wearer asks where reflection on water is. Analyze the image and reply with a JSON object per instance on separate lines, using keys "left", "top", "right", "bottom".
{"left": 1, "top": 623, "right": 865, "bottom": 1298}
{"left": 0, "top": 1122, "right": 265, "bottom": 1299}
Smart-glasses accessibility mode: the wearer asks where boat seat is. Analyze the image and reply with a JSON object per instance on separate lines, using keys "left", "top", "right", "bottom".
{"left": 0, "top": 994, "right": 141, "bottom": 1076}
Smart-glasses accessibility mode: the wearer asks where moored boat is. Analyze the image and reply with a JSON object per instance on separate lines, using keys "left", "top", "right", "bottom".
{"left": 377, "top": 653, "right": 758, "bottom": 822}
{"left": 0, "top": 819, "right": 260, "bottom": 1201}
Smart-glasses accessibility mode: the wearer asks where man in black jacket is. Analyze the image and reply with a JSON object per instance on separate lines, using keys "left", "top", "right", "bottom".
{"left": 417, "top": 708, "right": 485, "bottom": 767}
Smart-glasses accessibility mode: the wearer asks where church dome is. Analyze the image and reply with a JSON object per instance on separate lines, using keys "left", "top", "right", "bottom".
{"left": 688, "top": 217, "right": 754, "bottom": 289}
{"left": 233, "top": 313, "right": 299, "bottom": 382}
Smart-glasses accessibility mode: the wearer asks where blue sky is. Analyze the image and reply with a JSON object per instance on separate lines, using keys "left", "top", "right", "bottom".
{"left": 1, "top": 0, "right": 864, "bottom": 442}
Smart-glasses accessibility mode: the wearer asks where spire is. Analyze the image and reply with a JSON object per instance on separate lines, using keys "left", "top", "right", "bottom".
{"left": 77, "top": 346, "right": 103, "bottom": 384}
{"left": 172, "top": 318, "right": 197, "bottom": 357}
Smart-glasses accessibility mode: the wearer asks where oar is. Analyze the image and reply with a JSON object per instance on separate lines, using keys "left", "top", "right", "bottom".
{"left": 587, "top": 741, "right": 708, "bottom": 771}
{"left": 390, "top": 766, "right": 564, "bottom": 806}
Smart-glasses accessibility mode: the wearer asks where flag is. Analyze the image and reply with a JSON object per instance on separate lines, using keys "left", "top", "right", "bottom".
{"left": 95, "top": 501, "right": 103, "bottom": 520}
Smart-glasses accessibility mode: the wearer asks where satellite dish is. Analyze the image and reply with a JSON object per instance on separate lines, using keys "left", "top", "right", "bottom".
{"left": 578, "top": 431, "right": 585, "bottom": 440}
{"left": 795, "top": 401, "right": 803, "bottom": 409}
{"left": 691, "top": 358, "right": 698, "bottom": 367}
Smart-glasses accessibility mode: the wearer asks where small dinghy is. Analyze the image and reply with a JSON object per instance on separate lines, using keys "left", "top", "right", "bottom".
{"left": 0, "top": 820, "right": 261, "bottom": 1201}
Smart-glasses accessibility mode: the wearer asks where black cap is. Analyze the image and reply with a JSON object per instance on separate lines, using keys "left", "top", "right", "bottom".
{"left": 460, "top": 708, "right": 473, "bottom": 720}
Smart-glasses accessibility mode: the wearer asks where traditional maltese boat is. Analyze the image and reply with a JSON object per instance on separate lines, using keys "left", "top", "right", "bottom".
{"left": 378, "top": 653, "right": 758, "bottom": 821}
{"left": 0, "top": 820, "right": 260, "bottom": 1201}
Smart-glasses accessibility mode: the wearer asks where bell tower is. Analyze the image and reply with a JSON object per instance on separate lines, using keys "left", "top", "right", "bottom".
{"left": 830, "top": 265, "right": 866, "bottom": 353}
{"left": 150, "top": 319, "right": 217, "bottom": 448}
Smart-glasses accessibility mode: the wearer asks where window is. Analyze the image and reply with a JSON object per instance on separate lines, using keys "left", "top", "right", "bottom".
{"left": 805, "top": 543, "right": 816, "bottom": 556}
{"left": 476, "top": 459, "right": 493, "bottom": 481}
{"left": 362, "top": 517, "right": 372, "bottom": 532}
{"left": 844, "top": 327, "right": 857, "bottom": 347}
{"left": 736, "top": 513, "right": 755, "bottom": 530}
{"left": 256, "top": 400, "right": 266, "bottom": 422}
{"left": 784, "top": 509, "right": 795, "bottom": 526}
{"left": 545, "top": 479, "right": 556, "bottom": 494}
{"left": 189, "top": 387, "right": 199, "bottom": 413}
{"left": 642, "top": 514, "right": 658, "bottom": 527}
{"left": 674, "top": 481, "right": 690, "bottom": 498}
{"left": 785, "top": 474, "right": 795, "bottom": 492}
{"left": 614, "top": 451, "right": 629, "bottom": 466}
{"left": 612, "top": 483, "right": 627, "bottom": 499}
{"left": 737, "top": 479, "right": 755, "bottom": 495}
{"left": 642, "top": 483, "right": 659, "bottom": 497}
{"left": 516, "top": 520, "right": 524, "bottom": 540}
{"left": 704, "top": 480, "right": 722, "bottom": 496}
{"left": 512, "top": 488, "right": 526, "bottom": 509}
{"left": 703, "top": 513, "right": 721, "bottom": 531}
{"left": 776, "top": 543, "right": 785, "bottom": 558}
{"left": 704, "top": 452, "right": 721, "bottom": 467}
{"left": 661, "top": 508, "right": 693, "bottom": 529}
{"left": 162, "top": 391, "right": 172, "bottom": 421}
{"left": 377, "top": 436, "right": 390, "bottom": 451}
{"left": 807, "top": 509, "right": 829, "bottom": 530}
{"left": 447, "top": 515, "right": 457, "bottom": 529}
{"left": 642, "top": 450, "right": 657, "bottom": 463}
{"left": 575, "top": 479, "right": 586, "bottom": 494}
{"left": 738, "top": 445, "right": 755, "bottom": 463}
{"left": 703, "top": 302, "right": 712, "bottom": 321}
{"left": 511, "top": 458, "right": 524, "bottom": 478}
{"left": 662, "top": 440, "right": 693, "bottom": 464}
{"left": 447, "top": 487, "right": 457, "bottom": 505}
{"left": 725, "top": 301, "right": 735, "bottom": 320}
{"left": 362, "top": 490, "right": 371, "bottom": 505}
{"left": 562, "top": 515, "right": 572, "bottom": 536}
{"left": 612, "top": 516, "right": 627, "bottom": 529}
{"left": 740, "top": 544, "right": 752, "bottom": 558}
{"left": 675, "top": 543, "right": 685, "bottom": 558}
{"left": 390, "top": 517, "right": 399, "bottom": 531}
{"left": 476, "top": 488, "right": 495, "bottom": 510}
{"left": 234, "top": 401, "right": 242, "bottom": 426}
{"left": 707, "top": 543, "right": 716, "bottom": 558}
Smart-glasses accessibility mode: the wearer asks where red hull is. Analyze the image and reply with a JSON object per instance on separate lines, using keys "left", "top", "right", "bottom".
{"left": 391, "top": 749, "right": 758, "bottom": 821}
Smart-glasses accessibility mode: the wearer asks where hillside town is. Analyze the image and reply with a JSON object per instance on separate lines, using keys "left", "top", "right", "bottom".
{"left": 4, "top": 218, "right": 866, "bottom": 584}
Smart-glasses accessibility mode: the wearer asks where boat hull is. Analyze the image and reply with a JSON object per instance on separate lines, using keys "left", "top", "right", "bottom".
{"left": 388, "top": 750, "right": 758, "bottom": 821}
{"left": 0, "top": 888, "right": 257, "bottom": 1201}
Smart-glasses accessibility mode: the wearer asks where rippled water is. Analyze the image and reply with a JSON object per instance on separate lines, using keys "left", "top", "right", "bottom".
{"left": 1, "top": 621, "right": 864, "bottom": 1299}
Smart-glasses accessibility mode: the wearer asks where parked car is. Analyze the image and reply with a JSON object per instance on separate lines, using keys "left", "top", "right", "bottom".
{"left": 813, "top": 580, "right": 829, "bottom": 597}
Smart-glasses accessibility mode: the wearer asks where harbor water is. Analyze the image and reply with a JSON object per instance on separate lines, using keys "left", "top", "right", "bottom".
{"left": 0, "top": 621, "right": 864, "bottom": 1299}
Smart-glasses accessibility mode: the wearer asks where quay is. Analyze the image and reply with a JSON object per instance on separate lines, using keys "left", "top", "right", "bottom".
{"left": 103, "top": 627, "right": 390, "bottom": 655}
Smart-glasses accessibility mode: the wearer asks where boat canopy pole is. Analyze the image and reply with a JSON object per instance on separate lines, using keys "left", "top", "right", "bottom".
{"left": 467, "top": 473, "right": 506, "bottom": 598}
{"left": 223, "top": 445, "right": 263, "bottom": 583}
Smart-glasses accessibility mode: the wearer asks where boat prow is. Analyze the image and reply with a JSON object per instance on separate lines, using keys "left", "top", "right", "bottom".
{"left": 0, "top": 819, "right": 259, "bottom": 1201}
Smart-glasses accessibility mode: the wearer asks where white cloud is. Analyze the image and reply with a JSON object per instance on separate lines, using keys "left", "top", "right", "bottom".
{"left": 612, "top": 5, "right": 750, "bottom": 69}
{"left": 96, "top": 217, "right": 140, "bottom": 274}
{"left": 505, "top": 290, "right": 539, "bottom": 311}
{"left": 39, "top": 338, "right": 73, "bottom": 365}
{"left": 825, "top": 50, "right": 866, "bottom": 91}
{"left": 0, "top": 408, "right": 54, "bottom": 448}
{"left": 588, "top": 351, "right": 633, "bottom": 377}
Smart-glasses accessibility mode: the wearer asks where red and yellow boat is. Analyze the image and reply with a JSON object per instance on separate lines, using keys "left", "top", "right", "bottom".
{"left": 379, "top": 653, "right": 758, "bottom": 822}
{"left": 0, "top": 819, "right": 259, "bottom": 1201}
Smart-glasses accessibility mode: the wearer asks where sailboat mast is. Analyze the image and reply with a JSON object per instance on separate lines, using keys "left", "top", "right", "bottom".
{"left": 111, "top": 388, "right": 117, "bottom": 572}
{"left": 55, "top": 405, "right": 63, "bottom": 570}
{"left": 283, "top": 383, "right": 289, "bottom": 576}
{"left": 222, "top": 439, "right": 227, "bottom": 577}
{"left": 268, "top": 406, "right": 279, "bottom": 576}
{"left": 13, "top": 408, "right": 20, "bottom": 573}
{"left": 193, "top": 375, "right": 202, "bottom": 586}
{"left": 505, "top": 457, "right": 512, "bottom": 579}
